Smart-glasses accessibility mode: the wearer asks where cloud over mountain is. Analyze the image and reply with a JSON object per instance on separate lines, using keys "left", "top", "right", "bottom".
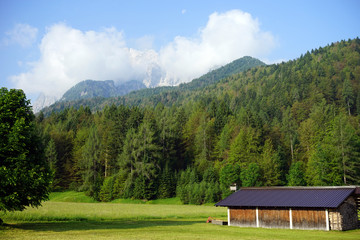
{"left": 11, "top": 24, "right": 147, "bottom": 98}
{"left": 10, "top": 9, "right": 276, "bottom": 100}
{"left": 159, "top": 10, "right": 276, "bottom": 85}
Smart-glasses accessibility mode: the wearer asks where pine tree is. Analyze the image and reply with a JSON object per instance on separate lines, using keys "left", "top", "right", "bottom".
{"left": 81, "top": 125, "right": 102, "bottom": 200}
{"left": 281, "top": 107, "right": 297, "bottom": 164}
{"left": 228, "top": 127, "right": 259, "bottom": 168}
{"left": 45, "top": 139, "right": 58, "bottom": 188}
{"left": 342, "top": 78, "right": 354, "bottom": 116}
{"left": 329, "top": 113, "right": 360, "bottom": 184}
{"left": 259, "top": 139, "right": 282, "bottom": 186}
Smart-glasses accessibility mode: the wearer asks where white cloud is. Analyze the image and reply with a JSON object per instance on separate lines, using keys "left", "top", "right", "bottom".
{"left": 10, "top": 9, "right": 276, "bottom": 101}
{"left": 5, "top": 23, "right": 38, "bottom": 47}
{"left": 11, "top": 23, "right": 152, "bottom": 98}
{"left": 159, "top": 10, "right": 276, "bottom": 84}
{"left": 181, "top": 9, "right": 187, "bottom": 14}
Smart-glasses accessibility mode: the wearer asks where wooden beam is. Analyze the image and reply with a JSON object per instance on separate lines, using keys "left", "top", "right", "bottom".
{"left": 289, "top": 208, "right": 293, "bottom": 229}
{"left": 228, "top": 208, "right": 231, "bottom": 226}
{"left": 325, "top": 209, "right": 330, "bottom": 231}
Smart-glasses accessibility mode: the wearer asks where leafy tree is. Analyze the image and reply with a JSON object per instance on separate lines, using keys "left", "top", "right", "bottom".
{"left": 219, "top": 163, "right": 241, "bottom": 198}
{"left": 240, "top": 163, "right": 261, "bottom": 187}
{"left": 0, "top": 88, "right": 52, "bottom": 213}
{"left": 287, "top": 161, "right": 306, "bottom": 186}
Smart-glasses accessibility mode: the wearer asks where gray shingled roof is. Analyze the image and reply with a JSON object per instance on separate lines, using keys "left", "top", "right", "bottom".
{"left": 215, "top": 187, "right": 358, "bottom": 208}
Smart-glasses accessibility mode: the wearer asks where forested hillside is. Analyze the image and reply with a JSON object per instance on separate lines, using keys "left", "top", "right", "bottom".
{"left": 37, "top": 38, "right": 360, "bottom": 204}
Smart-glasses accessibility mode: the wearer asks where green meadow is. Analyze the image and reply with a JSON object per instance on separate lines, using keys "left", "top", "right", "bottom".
{"left": 1, "top": 192, "right": 359, "bottom": 240}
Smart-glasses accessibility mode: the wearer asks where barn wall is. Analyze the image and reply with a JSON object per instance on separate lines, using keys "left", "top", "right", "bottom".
{"left": 258, "top": 208, "right": 290, "bottom": 229}
{"left": 292, "top": 208, "right": 326, "bottom": 230}
{"left": 229, "top": 207, "right": 327, "bottom": 230}
{"left": 228, "top": 197, "right": 358, "bottom": 231}
{"left": 229, "top": 208, "right": 256, "bottom": 227}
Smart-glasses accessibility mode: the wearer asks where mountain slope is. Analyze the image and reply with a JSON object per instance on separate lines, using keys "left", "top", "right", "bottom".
{"left": 41, "top": 56, "right": 265, "bottom": 114}
{"left": 179, "top": 56, "right": 265, "bottom": 91}
{"left": 61, "top": 80, "right": 146, "bottom": 102}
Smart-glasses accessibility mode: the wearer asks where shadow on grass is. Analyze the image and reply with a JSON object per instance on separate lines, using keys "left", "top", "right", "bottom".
{"left": 6, "top": 219, "right": 204, "bottom": 232}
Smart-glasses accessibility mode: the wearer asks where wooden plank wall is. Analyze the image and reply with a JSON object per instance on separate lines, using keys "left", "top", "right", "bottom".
{"left": 259, "top": 208, "right": 290, "bottom": 228}
{"left": 292, "top": 209, "right": 326, "bottom": 230}
{"left": 229, "top": 207, "right": 328, "bottom": 230}
{"left": 229, "top": 208, "right": 256, "bottom": 227}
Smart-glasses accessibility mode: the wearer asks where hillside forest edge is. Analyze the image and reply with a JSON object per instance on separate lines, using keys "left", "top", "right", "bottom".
{"left": 31, "top": 38, "right": 360, "bottom": 203}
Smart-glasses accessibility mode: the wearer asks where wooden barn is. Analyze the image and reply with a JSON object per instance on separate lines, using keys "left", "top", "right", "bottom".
{"left": 215, "top": 186, "right": 360, "bottom": 231}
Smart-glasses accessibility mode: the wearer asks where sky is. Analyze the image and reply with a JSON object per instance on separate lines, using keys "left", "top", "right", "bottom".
{"left": 0, "top": 0, "right": 359, "bottom": 102}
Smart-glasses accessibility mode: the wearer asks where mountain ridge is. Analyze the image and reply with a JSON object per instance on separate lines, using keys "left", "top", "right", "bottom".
{"left": 60, "top": 79, "right": 146, "bottom": 102}
{"left": 40, "top": 56, "right": 265, "bottom": 114}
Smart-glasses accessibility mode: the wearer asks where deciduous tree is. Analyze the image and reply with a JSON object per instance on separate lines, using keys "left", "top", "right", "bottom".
{"left": 0, "top": 88, "right": 52, "bottom": 214}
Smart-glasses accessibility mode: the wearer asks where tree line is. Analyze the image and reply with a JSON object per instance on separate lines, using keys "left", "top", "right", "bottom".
{"left": 37, "top": 38, "right": 360, "bottom": 204}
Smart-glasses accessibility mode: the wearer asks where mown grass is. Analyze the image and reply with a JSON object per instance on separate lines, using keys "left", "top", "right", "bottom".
{"left": 48, "top": 191, "right": 97, "bottom": 203}
{"left": 0, "top": 201, "right": 227, "bottom": 222}
{"left": 48, "top": 191, "right": 183, "bottom": 205}
{"left": 1, "top": 191, "right": 359, "bottom": 239}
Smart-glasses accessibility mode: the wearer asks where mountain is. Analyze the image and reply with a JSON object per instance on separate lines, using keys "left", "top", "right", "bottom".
{"left": 60, "top": 79, "right": 146, "bottom": 102}
{"left": 40, "top": 56, "right": 265, "bottom": 114}
{"left": 178, "top": 56, "right": 265, "bottom": 91}
{"left": 32, "top": 93, "right": 58, "bottom": 113}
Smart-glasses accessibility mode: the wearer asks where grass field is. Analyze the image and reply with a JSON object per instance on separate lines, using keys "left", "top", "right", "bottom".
{"left": 1, "top": 192, "right": 359, "bottom": 240}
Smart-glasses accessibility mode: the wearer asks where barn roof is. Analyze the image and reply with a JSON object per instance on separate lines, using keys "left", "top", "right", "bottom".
{"left": 215, "top": 186, "right": 359, "bottom": 208}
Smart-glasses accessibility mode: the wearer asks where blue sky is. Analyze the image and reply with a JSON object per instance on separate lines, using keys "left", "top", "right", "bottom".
{"left": 0, "top": 0, "right": 359, "bottom": 102}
